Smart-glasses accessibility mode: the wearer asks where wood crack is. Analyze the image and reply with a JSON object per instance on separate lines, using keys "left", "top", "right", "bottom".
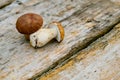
{"left": 31, "top": 1, "right": 120, "bottom": 79}
{"left": 0, "top": 0, "right": 120, "bottom": 80}
{"left": 34, "top": 20, "right": 120, "bottom": 80}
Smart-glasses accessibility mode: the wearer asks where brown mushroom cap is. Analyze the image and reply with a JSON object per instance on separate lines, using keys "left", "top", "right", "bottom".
{"left": 16, "top": 13, "right": 43, "bottom": 34}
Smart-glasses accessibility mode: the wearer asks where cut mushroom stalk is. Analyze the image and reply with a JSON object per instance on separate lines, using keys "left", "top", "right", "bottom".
{"left": 30, "top": 22, "right": 64, "bottom": 48}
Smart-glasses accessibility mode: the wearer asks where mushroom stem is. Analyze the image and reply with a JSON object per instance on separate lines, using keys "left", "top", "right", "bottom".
{"left": 30, "top": 22, "right": 64, "bottom": 48}
{"left": 30, "top": 28, "right": 57, "bottom": 47}
{"left": 24, "top": 34, "right": 30, "bottom": 41}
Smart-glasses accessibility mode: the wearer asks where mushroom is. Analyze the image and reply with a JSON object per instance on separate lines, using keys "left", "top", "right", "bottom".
{"left": 30, "top": 21, "right": 64, "bottom": 48}
{"left": 16, "top": 13, "right": 43, "bottom": 40}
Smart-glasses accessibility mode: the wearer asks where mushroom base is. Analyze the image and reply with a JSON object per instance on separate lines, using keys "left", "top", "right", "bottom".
{"left": 24, "top": 34, "right": 30, "bottom": 41}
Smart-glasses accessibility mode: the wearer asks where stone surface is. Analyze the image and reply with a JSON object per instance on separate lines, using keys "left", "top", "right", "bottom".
{"left": 0, "top": 0, "right": 120, "bottom": 80}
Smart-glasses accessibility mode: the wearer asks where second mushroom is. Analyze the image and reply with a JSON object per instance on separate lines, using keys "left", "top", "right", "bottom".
{"left": 30, "top": 21, "right": 64, "bottom": 48}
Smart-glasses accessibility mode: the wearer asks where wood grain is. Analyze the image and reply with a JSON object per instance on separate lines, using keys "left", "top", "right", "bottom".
{"left": 39, "top": 23, "right": 120, "bottom": 80}
{"left": 0, "top": 0, "right": 15, "bottom": 8}
{"left": 0, "top": 0, "right": 120, "bottom": 80}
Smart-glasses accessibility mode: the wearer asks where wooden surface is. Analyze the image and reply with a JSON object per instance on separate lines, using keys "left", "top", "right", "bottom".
{"left": 0, "top": 0, "right": 15, "bottom": 8}
{"left": 39, "top": 23, "right": 120, "bottom": 80}
{"left": 0, "top": 0, "right": 120, "bottom": 80}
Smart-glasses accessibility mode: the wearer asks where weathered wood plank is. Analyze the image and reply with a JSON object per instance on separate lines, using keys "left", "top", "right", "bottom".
{"left": 0, "top": 0, "right": 120, "bottom": 80}
{"left": 0, "top": 0, "right": 94, "bottom": 22}
{"left": 0, "top": 0, "right": 46, "bottom": 21}
{"left": 111, "top": 0, "right": 120, "bottom": 5}
{"left": 39, "top": 23, "right": 120, "bottom": 80}
{"left": 0, "top": 0, "right": 15, "bottom": 8}
{"left": 0, "top": 0, "right": 98, "bottom": 80}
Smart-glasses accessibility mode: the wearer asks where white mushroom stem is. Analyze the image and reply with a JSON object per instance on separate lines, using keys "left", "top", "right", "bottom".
{"left": 30, "top": 27, "right": 58, "bottom": 47}
{"left": 30, "top": 22, "right": 64, "bottom": 48}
